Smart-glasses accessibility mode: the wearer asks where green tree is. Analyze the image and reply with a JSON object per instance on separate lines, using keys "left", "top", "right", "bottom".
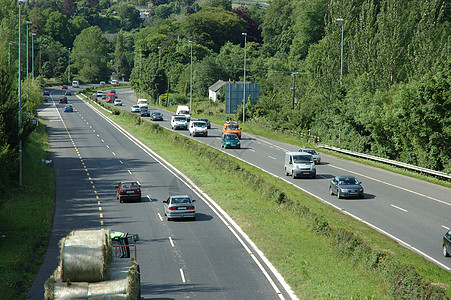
{"left": 44, "top": 11, "right": 71, "bottom": 48}
{"left": 116, "top": 3, "right": 142, "bottom": 30}
{"left": 182, "top": 7, "right": 246, "bottom": 52}
{"left": 72, "top": 26, "right": 110, "bottom": 82}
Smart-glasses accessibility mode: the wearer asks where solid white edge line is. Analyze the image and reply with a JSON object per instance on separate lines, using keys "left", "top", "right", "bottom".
{"left": 83, "top": 98, "right": 297, "bottom": 299}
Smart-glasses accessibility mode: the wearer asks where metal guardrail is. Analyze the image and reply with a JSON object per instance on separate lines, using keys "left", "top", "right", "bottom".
{"left": 319, "top": 145, "right": 451, "bottom": 180}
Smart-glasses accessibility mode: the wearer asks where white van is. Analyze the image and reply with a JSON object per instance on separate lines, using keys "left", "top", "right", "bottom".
{"left": 137, "top": 99, "right": 148, "bottom": 109}
{"left": 72, "top": 80, "right": 79, "bottom": 88}
{"left": 176, "top": 105, "right": 190, "bottom": 121}
{"left": 189, "top": 120, "right": 208, "bottom": 137}
{"left": 284, "top": 152, "right": 316, "bottom": 179}
{"left": 171, "top": 115, "right": 188, "bottom": 130}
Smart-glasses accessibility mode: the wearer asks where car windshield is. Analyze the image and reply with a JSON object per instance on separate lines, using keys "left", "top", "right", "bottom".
{"left": 339, "top": 177, "right": 359, "bottom": 185}
{"left": 227, "top": 125, "right": 239, "bottom": 130}
{"left": 179, "top": 110, "right": 189, "bottom": 114}
{"left": 122, "top": 182, "right": 138, "bottom": 189}
{"left": 171, "top": 197, "right": 191, "bottom": 204}
{"left": 194, "top": 122, "right": 206, "bottom": 127}
{"left": 293, "top": 155, "right": 313, "bottom": 163}
{"left": 153, "top": 112, "right": 161, "bottom": 116}
{"left": 226, "top": 134, "right": 238, "bottom": 140}
{"left": 302, "top": 149, "right": 317, "bottom": 155}
{"left": 175, "top": 117, "right": 186, "bottom": 121}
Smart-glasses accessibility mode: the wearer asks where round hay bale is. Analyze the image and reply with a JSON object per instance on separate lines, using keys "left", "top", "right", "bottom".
{"left": 88, "top": 279, "right": 128, "bottom": 297}
{"left": 53, "top": 281, "right": 89, "bottom": 299}
{"left": 61, "top": 236, "right": 107, "bottom": 282}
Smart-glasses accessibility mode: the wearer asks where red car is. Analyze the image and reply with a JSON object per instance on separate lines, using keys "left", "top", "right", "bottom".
{"left": 62, "top": 85, "right": 68, "bottom": 89}
{"left": 116, "top": 181, "right": 141, "bottom": 203}
{"left": 59, "top": 97, "right": 68, "bottom": 104}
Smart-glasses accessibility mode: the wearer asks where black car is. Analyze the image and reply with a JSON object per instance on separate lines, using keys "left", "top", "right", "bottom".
{"left": 43, "top": 90, "right": 50, "bottom": 96}
{"left": 65, "top": 91, "right": 72, "bottom": 96}
{"left": 151, "top": 112, "right": 163, "bottom": 121}
{"left": 198, "top": 118, "right": 211, "bottom": 129}
{"left": 59, "top": 96, "right": 68, "bottom": 104}
{"left": 443, "top": 229, "right": 451, "bottom": 257}
{"left": 329, "top": 176, "right": 364, "bottom": 199}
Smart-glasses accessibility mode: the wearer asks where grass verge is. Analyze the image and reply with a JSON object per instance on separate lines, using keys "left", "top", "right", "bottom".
{"left": 84, "top": 94, "right": 451, "bottom": 298}
{"left": 0, "top": 119, "right": 55, "bottom": 299}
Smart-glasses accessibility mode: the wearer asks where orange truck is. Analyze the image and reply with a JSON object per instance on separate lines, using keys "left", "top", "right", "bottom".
{"left": 106, "top": 93, "right": 116, "bottom": 103}
{"left": 222, "top": 121, "right": 241, "bottom": 139}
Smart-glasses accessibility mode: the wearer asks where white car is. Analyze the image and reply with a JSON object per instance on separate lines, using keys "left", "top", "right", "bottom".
{"left": 137, "top": 98, "right": 148, "bottom": 109}
{"left": 114, "top": 99, "right": 123, "bottom": 106}
{"left": 96, "top": 90, "right": 104, "bottom": 97}
{"left": 189, "top": 121, "right": 208, "bottom": 137}
{"left": 131, "top": 105, "right": 140, "bottom": 113}
{"left": 299, "top": 148, "right": 321, "bottom": 164}
{"left": 171, "top": 115, "right": 188, "bottom": 130}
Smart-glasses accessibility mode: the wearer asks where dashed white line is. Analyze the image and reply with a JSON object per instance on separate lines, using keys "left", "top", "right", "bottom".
{"left": 249, "top": 149, "right": 256, "bottom": 152}
{"left": 391, "top": 204, "right": 408, "bottom": 213}
{"left": 101, "top": 139, "right": 104, "bottom": 143}
{"left": 442, "top": 225, "right": 450, "bottom": 230}
{"left": 112, "top": 152, "right": 116, "bottom": 156}
{"left": 119, "top": 160, "right": 123, "bottom": 164}
{"left": 157, "top": 213, "right": 163, "bottom": 221}
{"left": 268, "top": 156, "right": 277, "bottom": 160}
{"left": 128, "top": 170, "right": 132, "bottom": 174}
{"left": 106, "top": 145, "right": 110, "bottom": 148}
{"left": 179, "top": 269, "right": 186, "bottom": 283}
{"left": 169, "top": 237, "right": 175, "bottom": 247}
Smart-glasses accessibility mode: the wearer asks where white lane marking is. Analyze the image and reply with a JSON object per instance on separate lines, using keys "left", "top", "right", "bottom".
{"left": 180, "top": 269, "right": 186, "bottom": 283}
{"left": 169, "top": 237, "right": 175, "bottom": 247}
{"left": 119, "top": 160, "right": 123, "bottom": 164}
{"left": 101, "top": 139, "right": 104, "bottom": 143}
{"left": 96, "top": 134, "right": 100, "bottom": 137}
{"left": 89, "top": 125, "right": 92, "bottom": 128}
{"left": 128, "top": 170, "right": 132, "bottom": 174}
{"left": 268, "top": 156, "right": 277, "bottom": 160}
{"left": 391, "top": 204, "right": 408, "bottom": 212}
{"left": 249, "top": 149, "right": 256, "bottom": 152}
{"left": 157, "top": 213, "right": 163, "bottom": 221}
{"left": 442, "top": 225, "right": 450, "bottom": 230}
{"left": 112, "top": 152, "right": 116, "bottom": 156}
{"left": 106, "top": 145, "right": 110, "bottom": 148}
{"left": 93, "top": 130, "right": 96, "bottom": 133}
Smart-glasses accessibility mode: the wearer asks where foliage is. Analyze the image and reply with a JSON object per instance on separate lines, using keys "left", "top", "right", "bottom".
{"left": 71, "top": 26, "right": 110, "bottom": 82}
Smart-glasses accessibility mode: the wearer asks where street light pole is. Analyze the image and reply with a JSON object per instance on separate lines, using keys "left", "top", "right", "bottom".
{"left": 337, "top": 18, "right": 344, "bottom": 85}
{"left": 26, "top": 21, "right": 31, "bottom": 79}
{"left": 39, "top": 46, "right": 42, "bottom": 75}
{"left": 242, "top": 32, "right": 247, "bottom": 123}
{"left": 189, "top": 40, "right": 193, "bottom": 112}
{"left": 18, "top": 0, "right": 28, "bottom": 186}
{"left": 139, "top": 48, "right": 142, "bottom": 98}
{"left": 8, "top": 42, "right": 12, "bottom": 66}
{"left": 158, "top": 46, "right": 161, "bottom": 69}
{"left": 68, "top": 48, "right": 71, "bottom": 83}
{"left": 32, "top": 33, "right": 36, "bottom": 78}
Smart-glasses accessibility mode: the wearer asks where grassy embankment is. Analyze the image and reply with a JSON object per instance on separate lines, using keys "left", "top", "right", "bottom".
{"left": 0, "top": 119, "right": 55, "bottom": 299}
{"left": 82, "top": 90, "right": 451, "bottom": 298}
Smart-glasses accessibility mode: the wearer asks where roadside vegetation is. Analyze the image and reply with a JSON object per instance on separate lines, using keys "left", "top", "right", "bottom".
{"left": 0, "top": 119, "right": 54, "bottom": 299}
{"left": 82, "top": 92, "right": 451, "bottom": 298}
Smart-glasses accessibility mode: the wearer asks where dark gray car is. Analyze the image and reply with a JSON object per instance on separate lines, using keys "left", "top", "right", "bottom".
{"left": 444, "top": 229, "right": 451, "bottom": 257}
{"left": 329, "top": 176, "right": 364, "bottom": 199}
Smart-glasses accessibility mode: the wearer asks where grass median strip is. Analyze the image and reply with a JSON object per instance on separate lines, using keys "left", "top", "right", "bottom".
{"left": 86, "top": 95, "right": 450, "bottom": 298}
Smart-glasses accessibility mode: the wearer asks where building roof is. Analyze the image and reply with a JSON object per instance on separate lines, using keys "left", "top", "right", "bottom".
{"left": 208, "top": 80, "right": 226, "bottom": 92}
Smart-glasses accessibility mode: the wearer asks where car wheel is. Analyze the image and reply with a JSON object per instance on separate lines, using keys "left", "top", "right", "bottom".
{"left": 285, "top": 167, "right": 289, "bottom": 176}
{"left": 205, "top": 132, "right": 208, "bottom": 137}
{"left": 292, "top": 171, "right": 296, "bottom": 179}
{"left": 444, "top": 245, "right": 450, "bottom": 257}
{"left": 119, "top": 197, "right": 123, "bottom": 203}
{"left": 337, "top": 191, "right": 342, "bottom": 199}
{"left": 329, "top": 186, "right": 334, "bottom": 195}
{"left": 311, "top": 173, "right": 316, "bottom": 179}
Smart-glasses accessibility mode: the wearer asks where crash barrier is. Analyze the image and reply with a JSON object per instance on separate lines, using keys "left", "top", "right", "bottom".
{"left": 319, "top": 145, "right": 451, "bottom": 180}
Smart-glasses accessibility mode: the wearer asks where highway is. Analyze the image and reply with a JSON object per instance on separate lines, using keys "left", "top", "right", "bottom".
{"left": 28, "top": 84, "right": 449, "bottom": 299}
{"left": 109, "top": 87, "right": 450, "bottom": 271}
{"left": 28, "top": 86, "right": 295, "bottom": 299}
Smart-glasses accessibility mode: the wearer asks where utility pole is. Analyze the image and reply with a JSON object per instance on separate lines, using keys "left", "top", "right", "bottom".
{"left": 166, "top": 71, "right": 171, "bottom": 107}
{"left": 291, "top": 72, "right": 296, "bottom": 109}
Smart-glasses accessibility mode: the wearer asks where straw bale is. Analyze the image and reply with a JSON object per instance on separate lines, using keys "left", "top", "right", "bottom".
{"left": 52, "top": 281, "right": 89, "bottom": 299}
{"left": 88, "top": 278, "right": 128, "bottom": 296}
{"left": 61, "top": 235, "right": 107, "bottom": 282}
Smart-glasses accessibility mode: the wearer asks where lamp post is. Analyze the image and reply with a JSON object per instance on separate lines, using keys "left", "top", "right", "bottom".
{"left": 158, "top": 47, "right": 161, "bottom": 69}
{"left": 26, "top": 21, "right": 32, "bottom": 79}
{"left": 39, "top": 46, "right": 42, "bottom": 75}
{"left": 337, "top": 18, "right": 344, "bottom": 85}
{"left": 8, "top": 42, "right": 12, "bottom": 66}
{"left": 32, "top": 33, "right": 36, "bottom": 78}
{"left": 189, "top": 40, "right": 193, "bottom": 112}
{"left": 68, "top": 48, "right": 71, "bottom": 83}
{"left": 242, "top": 32, "right": 247, "bottom": 123}
{"left": 139, "top": 48, "right": 142, "bottom": 98}
{"left": 18, "top": 0, "right": 29, "bottom": 186}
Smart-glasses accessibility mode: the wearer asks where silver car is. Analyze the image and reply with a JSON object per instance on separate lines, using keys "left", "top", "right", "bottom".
{"left": 299, "top": 148, "right": 321, "bottom": 164}
{"left": 163, "top": 195, "right": 196, "bottom": 221}
{"left": 131, "top": 105, "right": 140, "bottom": 113}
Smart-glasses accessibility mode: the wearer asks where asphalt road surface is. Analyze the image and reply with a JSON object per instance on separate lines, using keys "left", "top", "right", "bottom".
{"left": 28, "top": 86, "right": 296, "bottom": 299}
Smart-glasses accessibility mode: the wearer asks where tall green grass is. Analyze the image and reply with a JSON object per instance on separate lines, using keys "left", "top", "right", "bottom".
{"left": 0, "top": 119, "right": 55, "bottom": 299}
